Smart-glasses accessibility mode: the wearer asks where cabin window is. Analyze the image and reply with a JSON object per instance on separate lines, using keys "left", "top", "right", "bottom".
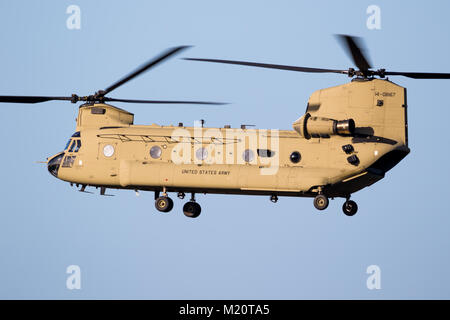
{"left": 242, "top": 149, "right": 254, "bottom": 163}
{"left": 103, "top": 144, "right": 115, "bottom": 157}
{"left": 290, "top": 151, "right": 301, "bottom": 163}
{"left": 257, "top": 149, "right": 275, "bottom": 158}
{"left": 150, "top": 146, "right": 162, "bottom": 159}
{"left": 196, "top": 147, "right": 208, "bottom": 161}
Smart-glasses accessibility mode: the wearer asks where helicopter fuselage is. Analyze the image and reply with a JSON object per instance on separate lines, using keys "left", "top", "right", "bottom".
{"left": 47, "top": 78, "right": 409, "bottom": 204}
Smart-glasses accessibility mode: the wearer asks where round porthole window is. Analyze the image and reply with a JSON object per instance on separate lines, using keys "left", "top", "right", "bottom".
{"left": 103, "top": 144, "right": 115, "bottom": 157}
{"left": 243, "top": 149, "right": 254, "bottom": 163}
{"left": 150, "top": 145, "right": 162, "bottom": 159}
{"left": 290, "top": 151, "right": 301, "bottom": 163}
{"left": 196, "top": 147, "right": 208, "bottom": 160}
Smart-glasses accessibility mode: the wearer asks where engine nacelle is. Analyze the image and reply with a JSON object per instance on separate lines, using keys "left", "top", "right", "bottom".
{"left": 293, "top": 113, "right": 355, "bottom": 139}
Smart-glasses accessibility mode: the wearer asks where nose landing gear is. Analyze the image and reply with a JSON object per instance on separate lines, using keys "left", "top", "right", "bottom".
{"left": 154, "top": 189, "right": 201, "bottom": 217}
{"left": 154, "top": 188, "right": 174, "bottom": 213}
{"left": 155, "top": 196, "right": 174, "bottom": 213}
{"left": 183, "top": 193, "right": 201, "bottom": 218}
{"left": 183, "top": 202, "right": 201, "bottom": 218}
{"left": 313, "top": 194, "right": 329, "bottom": 211}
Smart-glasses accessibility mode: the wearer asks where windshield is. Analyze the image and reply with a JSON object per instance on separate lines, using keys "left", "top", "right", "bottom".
{"left": 68, "top": 139, "right": 82, "bottom": 152}
{"left": 64, "top": 139, "right": 71, "bottom": 150}
{"left": 64, "top": 132, "right": 81, "bottom": 151}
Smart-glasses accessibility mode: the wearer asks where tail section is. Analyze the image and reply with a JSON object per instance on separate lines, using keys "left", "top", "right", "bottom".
{"left": 298, "top": 78, "right": 408, "bottom": 148}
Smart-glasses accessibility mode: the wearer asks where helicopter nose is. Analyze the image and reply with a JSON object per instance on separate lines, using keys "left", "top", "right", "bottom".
{"left": 47, "top": 152, "right": 64, "bottom": 178}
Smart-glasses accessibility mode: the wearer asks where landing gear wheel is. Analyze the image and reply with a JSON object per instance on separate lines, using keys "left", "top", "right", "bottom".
{"left": 313, "top": 194, "right": 329, "bottom": 210}
{"left": 342, "top": 200, "right": 358, "bottom": 216}
{"left": 183, "top": 201, "right": 201, "bottom": 218}
{"left": 155, "top": 196, "right": 173, "bottom": 213}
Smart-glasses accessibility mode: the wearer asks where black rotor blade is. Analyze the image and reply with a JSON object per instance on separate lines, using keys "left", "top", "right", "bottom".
{"left": 384, "top": 71, "right": 450, "bottom": 79}
{"left": 336, "top": 34, "right": 371, "bottom": 72}
{"left": 103, "top": 46, "right": 190, "bottom": 95}
{"left": 0, "top": 96, "right": 72, "bottom": 104}
{"left": 104, "top": 97, "right": 227, "bottom": 105}
{"left": 184, "top": 58, "right": 347, "bottom": 75}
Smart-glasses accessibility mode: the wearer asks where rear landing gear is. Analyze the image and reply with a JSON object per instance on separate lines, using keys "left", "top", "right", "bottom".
{"left": 342, "top": 199, "right": 358, "bottom": 216}
{"left": 313, "top": 194, "right": 329, "bottom": 210}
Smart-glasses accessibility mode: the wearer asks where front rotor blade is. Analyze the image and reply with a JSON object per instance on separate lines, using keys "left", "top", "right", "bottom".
{"left": 103, "top": 46, "right": 191, "bottom": 95}
{"left": 183, "top": 58, "right": 347, "bottom": 74}
{"left": 384, "top": 71, "right": 450, "bottom": 79}
{"left": 0, "top": 96, "right": 72, "bottom": 104}
{"left": 104, "top": 97, "right": 227, "bottom": 105}
{"left": 336, "top": 34, "right": 372, "bottom": 72}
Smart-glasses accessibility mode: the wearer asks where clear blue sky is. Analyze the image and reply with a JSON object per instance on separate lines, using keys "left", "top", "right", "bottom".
{"left": 0, "top": 0, "right": 449, "bottom": 299}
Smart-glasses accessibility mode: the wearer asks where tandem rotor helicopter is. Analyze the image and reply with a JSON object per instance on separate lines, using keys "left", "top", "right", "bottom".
{"left": 2, "top": 35, "right": 449, "bottom": 218}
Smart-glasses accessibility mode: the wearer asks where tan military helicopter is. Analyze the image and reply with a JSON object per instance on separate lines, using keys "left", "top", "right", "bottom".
{"left": 2, "top": 36, "right": 449, "bottom": 218}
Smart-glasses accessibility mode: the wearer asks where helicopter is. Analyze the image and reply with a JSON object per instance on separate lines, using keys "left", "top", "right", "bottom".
{"left": 1, "top": 36, "right": 449, "bottom": 218}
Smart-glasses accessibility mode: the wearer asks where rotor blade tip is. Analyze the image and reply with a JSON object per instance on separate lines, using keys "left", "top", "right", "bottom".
{"left": 176, "top": 45, "right": 193, "bottom": 52}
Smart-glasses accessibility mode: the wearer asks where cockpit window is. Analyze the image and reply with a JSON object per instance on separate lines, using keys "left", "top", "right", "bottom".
{"left": 68, "top": 139, "right": 82, "bottom": 153}
{"left": 64, "top": 133, "right": 81, "bottom": 152}
{"left": 69, "top": 140, "right": 76, "bottom": 152}
{"left": 64, "top": 139, "right": 71, "bottom": 150}
{"left": 64, "top": 131, "right": 81, "bottom": 152}
{"left": 62, "top": 155, "right": 76, "bottom": 168}
{"left": 74, "top": 140, "right": 82, "bottom": 152}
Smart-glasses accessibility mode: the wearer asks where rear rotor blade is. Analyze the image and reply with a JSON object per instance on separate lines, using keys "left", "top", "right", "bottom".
{"left": 0, "top": 96, "right": 72, "bottom": 104}
{"left": 336, "top": 34, "right": 371, "bottom": 72}
{"left": 384, "top": 71, "right": 450, "bottom": 79}
{"left": 104, "top": 97, "right": 227, "bottom": 105}
{"left": 183, "top": 58, "right": 347, "bottom": 75}
{"left": 103, "top": 46, "right": 191, "bottom": 95}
